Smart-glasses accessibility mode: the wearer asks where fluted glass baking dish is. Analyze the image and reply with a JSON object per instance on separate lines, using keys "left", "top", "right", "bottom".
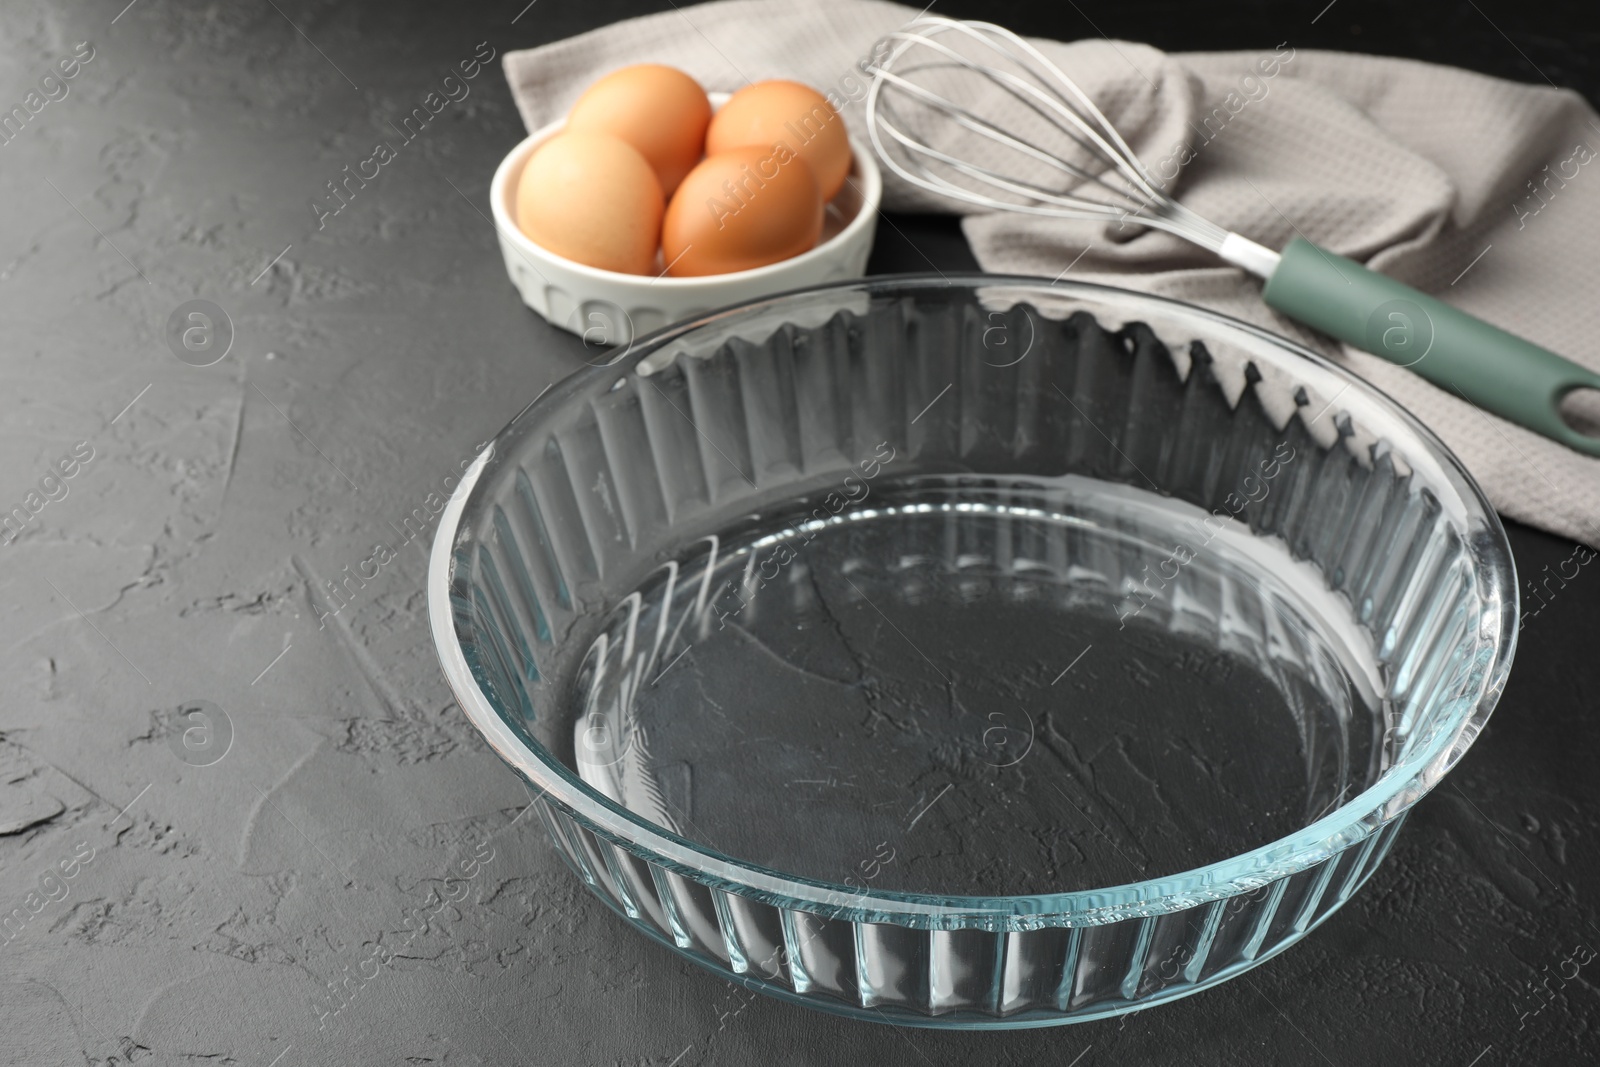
{"left": 429, "top": 276, "right": 1516, "bottom": 1027}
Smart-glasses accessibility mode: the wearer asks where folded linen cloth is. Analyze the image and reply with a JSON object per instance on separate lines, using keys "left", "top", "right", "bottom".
{"left": 504, "top": 0, "right": 1600, "bottom": 548}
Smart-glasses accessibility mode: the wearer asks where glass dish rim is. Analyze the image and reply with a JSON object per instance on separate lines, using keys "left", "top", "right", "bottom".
{"left": 428, "top": 272, "right": 1518, "bottom": 923}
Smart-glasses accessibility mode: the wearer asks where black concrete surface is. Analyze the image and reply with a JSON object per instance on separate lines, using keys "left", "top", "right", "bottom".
{"left": 1, "top": 0, "right": 1596, "bottom": 1064}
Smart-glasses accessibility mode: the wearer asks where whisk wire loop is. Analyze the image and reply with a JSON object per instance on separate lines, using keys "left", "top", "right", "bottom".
{"left": 864, "top": 14, "right": 1268, "bottom": 267}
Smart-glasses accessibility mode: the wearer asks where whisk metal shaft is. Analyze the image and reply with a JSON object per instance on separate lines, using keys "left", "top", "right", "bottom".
{"left": 863, "top": 16, "right": 1280, "bottom": 276}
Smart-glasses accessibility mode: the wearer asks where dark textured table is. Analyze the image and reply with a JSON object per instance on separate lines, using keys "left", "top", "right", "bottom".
{"left": 2, "top": 0, "right": 1596, "bottom": 1063}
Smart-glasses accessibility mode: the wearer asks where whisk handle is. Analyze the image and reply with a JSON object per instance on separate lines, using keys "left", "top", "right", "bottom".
{"left": 1262, "top": 237, "right": 1600, "bottom": 457}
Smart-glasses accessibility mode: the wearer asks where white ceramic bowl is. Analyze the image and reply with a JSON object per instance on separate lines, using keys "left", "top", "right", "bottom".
{"left": 489, "top": 93, "right": 882, "bottom": 349}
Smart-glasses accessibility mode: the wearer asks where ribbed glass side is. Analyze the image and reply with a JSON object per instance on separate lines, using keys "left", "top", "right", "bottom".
{"left": 531, "top": 793, "right": 1405, "bottom": 1023}
{"left": 439, "top": 279, "right": 1511, "bottom": 1026}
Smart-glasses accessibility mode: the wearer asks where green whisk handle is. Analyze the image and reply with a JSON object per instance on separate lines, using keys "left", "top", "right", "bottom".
{"left": 1261, "top": 237, "right": 1600, "bottom": 457}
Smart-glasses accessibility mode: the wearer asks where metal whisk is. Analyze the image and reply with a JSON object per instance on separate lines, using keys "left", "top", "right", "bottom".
{"left": 863, "top": 15, "right": 1600, "bottom": 457}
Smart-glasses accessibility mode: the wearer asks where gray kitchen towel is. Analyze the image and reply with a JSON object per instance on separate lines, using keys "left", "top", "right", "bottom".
{"left": 504, "top": 0, "right": 1600, "bottom": 548}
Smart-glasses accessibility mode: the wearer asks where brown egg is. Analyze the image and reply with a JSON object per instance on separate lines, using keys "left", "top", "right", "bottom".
{"left": 662, "top": 145, "right": 823, "bottom": 276}
{"left": 515, "top": 132, "right": 664, "bottom": 275}
{"left": 566, "top": 64, "right": 712, "bottom": 196}
{"left": 705, "top": 80, "right": 852, "bottom": 201}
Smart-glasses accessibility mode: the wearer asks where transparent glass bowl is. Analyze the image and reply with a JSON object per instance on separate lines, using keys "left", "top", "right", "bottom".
{"left": 429, "top": 276, "right": 1516, "bottom": 1027}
